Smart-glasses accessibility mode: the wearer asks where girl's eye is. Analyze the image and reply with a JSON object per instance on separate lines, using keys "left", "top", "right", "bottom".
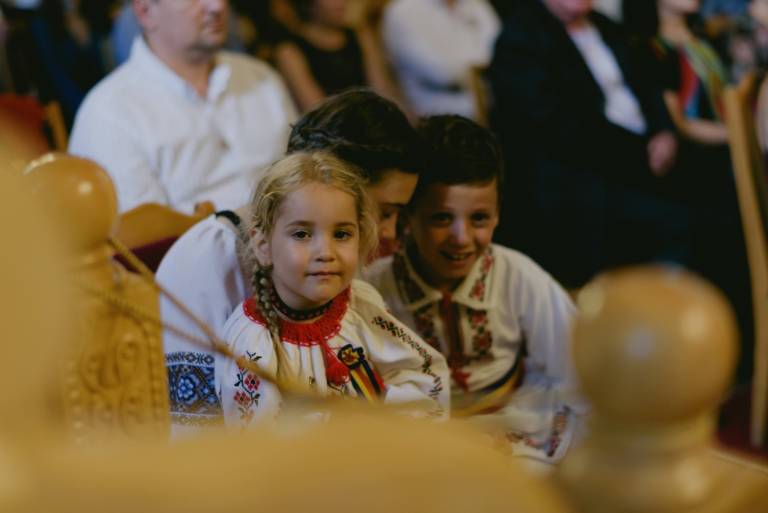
{"left": 334, "top": 230, "right": 354, "bottom": 240}
{"left": 291, "top": 230, "right": 310, "bottom": 240}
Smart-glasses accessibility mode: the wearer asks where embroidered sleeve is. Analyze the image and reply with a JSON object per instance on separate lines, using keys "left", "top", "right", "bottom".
{"left": 362, "top": 314, "right": 450, "bottom": 419}
{"left": 515, "top": 265, "right": 578, "bottom": 393}
{"left": 494, "top": 256, "right": 587, "bottom": 459}
{"left": 217, "top": 302, "right": 282, "bottom": 428}
{"left": 166, "top": 351, "right": 223, "bottom": 430}
{"left": 349, "top": 280, "right": 449, "bottom": 418}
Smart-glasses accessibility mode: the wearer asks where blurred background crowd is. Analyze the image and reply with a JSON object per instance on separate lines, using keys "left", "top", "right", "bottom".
{"left": 1, "top": 0, "right": 766, "bottom": 387}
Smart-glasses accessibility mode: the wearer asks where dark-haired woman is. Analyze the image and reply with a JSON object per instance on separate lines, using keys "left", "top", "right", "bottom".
{"left": 624, "top": 0, "right": 753, "bottom": 383}
{"left": 158, "top": 89, "right": 425, "bottom": 436}
{"left": 273, "top": 0, "right": 400, "bottom": 112}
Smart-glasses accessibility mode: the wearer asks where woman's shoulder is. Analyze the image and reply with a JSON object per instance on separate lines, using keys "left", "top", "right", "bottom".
{"left": 156, "top": 214, "right": 242, "bottom": 283}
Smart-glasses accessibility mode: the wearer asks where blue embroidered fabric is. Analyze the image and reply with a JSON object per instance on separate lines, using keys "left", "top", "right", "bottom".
{"left": 166, "top": 351, "right": 223, "bottom": 426}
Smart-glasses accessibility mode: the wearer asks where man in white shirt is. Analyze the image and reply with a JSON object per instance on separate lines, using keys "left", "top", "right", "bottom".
{"left": 69, "top": 0, "right": 297, "bottom": 215}
{"left": 382, "top": 0, "right": 500, "bottom": 120}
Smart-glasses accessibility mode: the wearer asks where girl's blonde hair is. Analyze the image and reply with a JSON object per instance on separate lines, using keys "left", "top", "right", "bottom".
{"left": 246, "top": 150, "right": 378, "bottom": 261}
{"left": 242, "top": 151, "right": 378, "bottom": 390}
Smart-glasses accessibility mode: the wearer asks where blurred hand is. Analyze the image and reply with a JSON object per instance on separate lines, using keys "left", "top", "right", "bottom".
{"left": 647, "top": 131, "right": 677, "bottom": 177}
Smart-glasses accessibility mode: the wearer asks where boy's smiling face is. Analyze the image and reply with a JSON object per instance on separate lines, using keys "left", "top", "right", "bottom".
{"left": 408, "top": 180, "right": 499, "bottom": 291}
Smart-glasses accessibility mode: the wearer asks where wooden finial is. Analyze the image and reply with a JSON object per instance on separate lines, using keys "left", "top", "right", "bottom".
{"left": 23, "top": 152, "right": 118, "bottom": 267}
{"left": 557, "top": 266, "right": 739, "bottom": 512}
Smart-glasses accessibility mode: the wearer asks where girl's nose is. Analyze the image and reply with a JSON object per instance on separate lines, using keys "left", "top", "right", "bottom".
{"left": 313, "top": 234, "right": 335, "bottom": 261}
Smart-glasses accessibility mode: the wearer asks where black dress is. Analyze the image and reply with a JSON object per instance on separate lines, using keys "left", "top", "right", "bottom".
{"left": 290, "top": 28, "right": 367, "bottom": 95}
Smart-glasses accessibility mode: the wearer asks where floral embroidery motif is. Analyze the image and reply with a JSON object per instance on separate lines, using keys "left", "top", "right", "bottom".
{"left": 166, "top": 351, "right": 222, "bottom": 426}
{"left": 468, "top": 248, "right": 494, "bottom": 301}
{"left": 393, "top": 251, "right": 425, "bottom": 304}
{"left": 371, "top": 316, "right": 444, "bottom": 417}
{"left": 467, "top": 307, "right": 492, "bottom": 360}
{"left": 233, "top": 351, "right": 263, "bottom": 423}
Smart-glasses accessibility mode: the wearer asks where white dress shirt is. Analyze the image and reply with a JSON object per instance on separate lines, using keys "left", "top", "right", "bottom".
{"left": 382, "top": 0, "right": 500, "bottom": 119}
{"left": 569, "top": 24, "right": 647, "bottom": 134}
{"left": 69, "top": 37, "right": 297, "bottom": 213}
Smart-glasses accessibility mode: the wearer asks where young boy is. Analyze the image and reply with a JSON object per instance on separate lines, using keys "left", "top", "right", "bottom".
{"left": 364, "top": 115, "right": 585, "bottom": 462}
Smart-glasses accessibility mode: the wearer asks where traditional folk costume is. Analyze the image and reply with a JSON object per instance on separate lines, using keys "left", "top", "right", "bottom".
{"left": 217, "top": 279, "right": 450, "bottom": 427}
{"left": 161, "top": 213, "right": 245, "bottom": 436}
{"left": 364, "top": 244, "right": 586, "bottom": 462}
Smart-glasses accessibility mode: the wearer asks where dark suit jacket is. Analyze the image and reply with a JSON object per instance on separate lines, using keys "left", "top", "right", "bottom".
{"left": 488, "top": 0, "right": 673, "bottom": 186}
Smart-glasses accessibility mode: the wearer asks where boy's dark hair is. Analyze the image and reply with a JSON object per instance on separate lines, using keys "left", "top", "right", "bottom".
{"left": 287, "top": 88, "right": 423, "bottom": 184}
{"left": 411, "top": 114, "right": 504, "bottom": 204}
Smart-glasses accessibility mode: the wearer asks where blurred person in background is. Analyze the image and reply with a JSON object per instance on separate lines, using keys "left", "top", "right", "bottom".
{"left": 0, "top": 0, "right": 116, "bottom": 126}
{"left": 488, "top": 0, "right": 686, "bottom": 291}
{"left": 273, "top": 0, "right": 400, "bottom": 112}
{"left": 69, "top": 0, "right": 296, "bottom": 216}
{"left": 624, "top": 0, "right": 754, "bottom": 384}
{"left": 381, "top": 0, "right": 500, "bottom": 120}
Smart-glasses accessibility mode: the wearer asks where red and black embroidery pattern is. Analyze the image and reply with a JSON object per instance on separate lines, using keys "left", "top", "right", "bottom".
{"left": 233, "top": 351, "right": 262, "bottom": 423}
{"left": 469, "top": 248, "right": 494, "bottom": 301}
{"left": 371, "top": 316, "right": 444, "bottom": 416}
{"left": 243, "top": 288, "right": 349, "bottom": 346}
{"left": 467, "top": 307, "right": 492, "bottom": 360}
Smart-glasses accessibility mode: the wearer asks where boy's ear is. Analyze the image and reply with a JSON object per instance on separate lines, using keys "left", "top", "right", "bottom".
{"left": 251, "top": 229, "right": 272, "bottom": 267}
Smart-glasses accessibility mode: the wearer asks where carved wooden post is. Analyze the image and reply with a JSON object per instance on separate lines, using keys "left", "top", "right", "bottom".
{"left": 23, "top": 153, "right": 169, "bottom": 442}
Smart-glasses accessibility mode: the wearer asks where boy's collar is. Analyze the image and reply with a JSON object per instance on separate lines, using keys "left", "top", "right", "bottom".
{"left": 392, "top": 245, "right": 496, "bottom": 311}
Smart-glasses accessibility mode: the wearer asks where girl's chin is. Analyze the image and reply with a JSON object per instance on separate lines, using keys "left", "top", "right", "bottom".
{"left": 301, "top": 290, "right": 343, "bottom": 307}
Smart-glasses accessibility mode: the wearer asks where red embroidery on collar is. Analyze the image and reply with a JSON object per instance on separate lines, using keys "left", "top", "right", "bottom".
{"left": 468, "top": 248, "right": 494, "bottom": 302}
{"left": 243, "top": 288, "right": 350, "bottom": 346}
{"left": 467, "top": 307, "right": 493, "bottom": 360}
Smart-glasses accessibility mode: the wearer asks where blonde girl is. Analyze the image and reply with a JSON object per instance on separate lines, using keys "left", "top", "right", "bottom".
{"left": 216, "top": 151, "right": 448, "bottom": 427}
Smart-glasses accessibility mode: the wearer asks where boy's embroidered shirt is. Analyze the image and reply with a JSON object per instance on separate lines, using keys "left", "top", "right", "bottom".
{"left": 216, "top": 279, "right": 450, "bottom": 427}
{"left": 367, "top": 245, "right": 577, "bottom": 394}
{"left": 364, "top": 244, "right": 586, "bottom": 462}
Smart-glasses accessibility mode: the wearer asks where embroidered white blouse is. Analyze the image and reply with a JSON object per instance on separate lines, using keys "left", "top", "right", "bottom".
{"left": 217, "top": 280, "right": 450, "bottom": 428}
{"left": 364, "top": 244, "right": 586, "bottom": 461}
